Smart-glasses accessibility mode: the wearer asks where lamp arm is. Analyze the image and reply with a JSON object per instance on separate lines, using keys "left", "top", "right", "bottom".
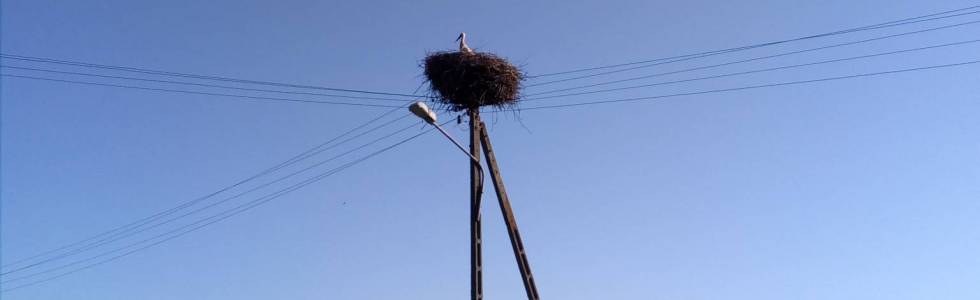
{"left": 432, "top": 122, "right": 482, "bottom": 165}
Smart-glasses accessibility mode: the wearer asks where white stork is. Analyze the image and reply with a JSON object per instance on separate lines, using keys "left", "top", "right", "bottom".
{"left": 457, "top": 32, "right": 474, "bottom": 54}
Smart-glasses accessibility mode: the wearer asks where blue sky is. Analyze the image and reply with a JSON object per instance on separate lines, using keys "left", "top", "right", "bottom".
{"left": 2, "top": 0, "right": 979, "bottom": 299}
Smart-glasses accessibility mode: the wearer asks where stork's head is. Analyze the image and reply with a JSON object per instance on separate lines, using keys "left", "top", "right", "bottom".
{"left": 456, "top": 32, "right": 466, "bottom": 42}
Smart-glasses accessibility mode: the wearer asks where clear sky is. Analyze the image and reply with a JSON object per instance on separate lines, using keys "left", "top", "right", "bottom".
{"left": 2, "top": 0, "right": 979, "bottom": 299}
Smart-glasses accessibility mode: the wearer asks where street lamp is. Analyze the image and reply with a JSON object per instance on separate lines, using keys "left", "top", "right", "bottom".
{"left": 411, "top": 101, "right": 487, "bottom": 300}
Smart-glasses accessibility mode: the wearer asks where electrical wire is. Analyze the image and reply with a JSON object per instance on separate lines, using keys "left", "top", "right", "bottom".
{"left": 516, "top": 59, "right": 980, "bottom": 111}
{"left": 0, "top": 74, "right": 404, "bottom": 108}
{"left": 525, "top": 19, "right": 980, "bottom": 96}
{"left": 6, "top": 4, "right": 978, "bottom": 291}
{"left": 1, "top": 121, "right": 445, "bottom": 293}
{"left": 527, "top": 13, "right": 980, "bottom": 89}
{"left": 1, "top": 105, "right": 409, "bottom": 271}
{"left": 523, "top": 39, "right": 980, "bottom": 101}
{"left": 527, "top": 5, "right": 980, "bottom": 79}
{"left": 0, "top": 65, "right": 414, "bottom": 102}
{"left": 1, "top": 117, "right": 423, "bottom": 280}
{"left": 0, "top": 114, "right": 417, "bottom": 277}
{"left": 0, "top": 54, "right": 425, "bottom": 98}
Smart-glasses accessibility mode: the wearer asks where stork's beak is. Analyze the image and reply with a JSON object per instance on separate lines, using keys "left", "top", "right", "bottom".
{"left": 456, "top": 33, "right": 464, "bottom": 41}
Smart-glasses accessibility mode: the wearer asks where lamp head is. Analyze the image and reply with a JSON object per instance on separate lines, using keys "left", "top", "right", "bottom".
{"left": 409, "top": 101, "right": 438, "bottom": 124}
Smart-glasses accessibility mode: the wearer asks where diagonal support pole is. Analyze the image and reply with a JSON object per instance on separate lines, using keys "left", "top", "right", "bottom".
{"left": 478, "top": 122, "right": 541, "bottom": 300}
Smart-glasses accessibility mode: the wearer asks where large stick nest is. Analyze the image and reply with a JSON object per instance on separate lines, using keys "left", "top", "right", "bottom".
{"left": 423, "top": 51, "right": 524, "bottom": 112}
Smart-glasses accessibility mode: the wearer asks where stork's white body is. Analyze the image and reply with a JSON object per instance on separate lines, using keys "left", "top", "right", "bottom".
{"left": 457, "top": 32, "right": 474, "bottom": 54}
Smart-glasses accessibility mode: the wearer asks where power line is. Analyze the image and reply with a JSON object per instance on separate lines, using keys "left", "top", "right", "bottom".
{"left": 0, "top": 114, "right": 417, "bottom": 277}
{"left": 526, "top": 6, "right": 980, "bottom": 80}
{"left": 0, "top": 54, "right": 426, "bottom": 98}
{"left": 1, "top": 117, "right": 422, "bottom": 280}
{"left": 523, "top": 39, "right": 980, "bottom": 101}
{"left": 1, "top": 121, "right": 444, "bottom": 293}
{"left": 524, "top": 19, "right": 980, "bottom": 96}
{"left": 0, "top": 65, "right": 414, "bottom": 102}
{"left": 1, "top": 105, "right": 408, "bottom": 270}
{"left": 517, "top": 59, "right": 980, "bottom": 111}
{"left": 5, "top": 4, "right": 976, "bottom": 292}
{"left": 527, "top": 13, "right": 980, "bottom": 89}
{"left": 0, "top": 74, "right": 404, "bottom": 108}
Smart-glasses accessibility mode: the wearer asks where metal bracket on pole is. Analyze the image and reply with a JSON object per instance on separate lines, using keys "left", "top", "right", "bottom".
{"left": 479, "top": 122, "right": 541, "bottom": 300}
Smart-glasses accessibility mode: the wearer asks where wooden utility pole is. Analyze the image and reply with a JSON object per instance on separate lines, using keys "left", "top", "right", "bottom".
{"left": 469, "top": 109, "right": 484, "bottom": 300}
{"left": 454, "top": 108, "right": 538, "bottom": 300}
{"left": 478, "top": 120, "right": 541, "bottom": 300}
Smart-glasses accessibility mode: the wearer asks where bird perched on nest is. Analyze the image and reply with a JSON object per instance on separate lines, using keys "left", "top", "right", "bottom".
{"left": 457, "top": 32, "right": 474, "bottom": 54}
